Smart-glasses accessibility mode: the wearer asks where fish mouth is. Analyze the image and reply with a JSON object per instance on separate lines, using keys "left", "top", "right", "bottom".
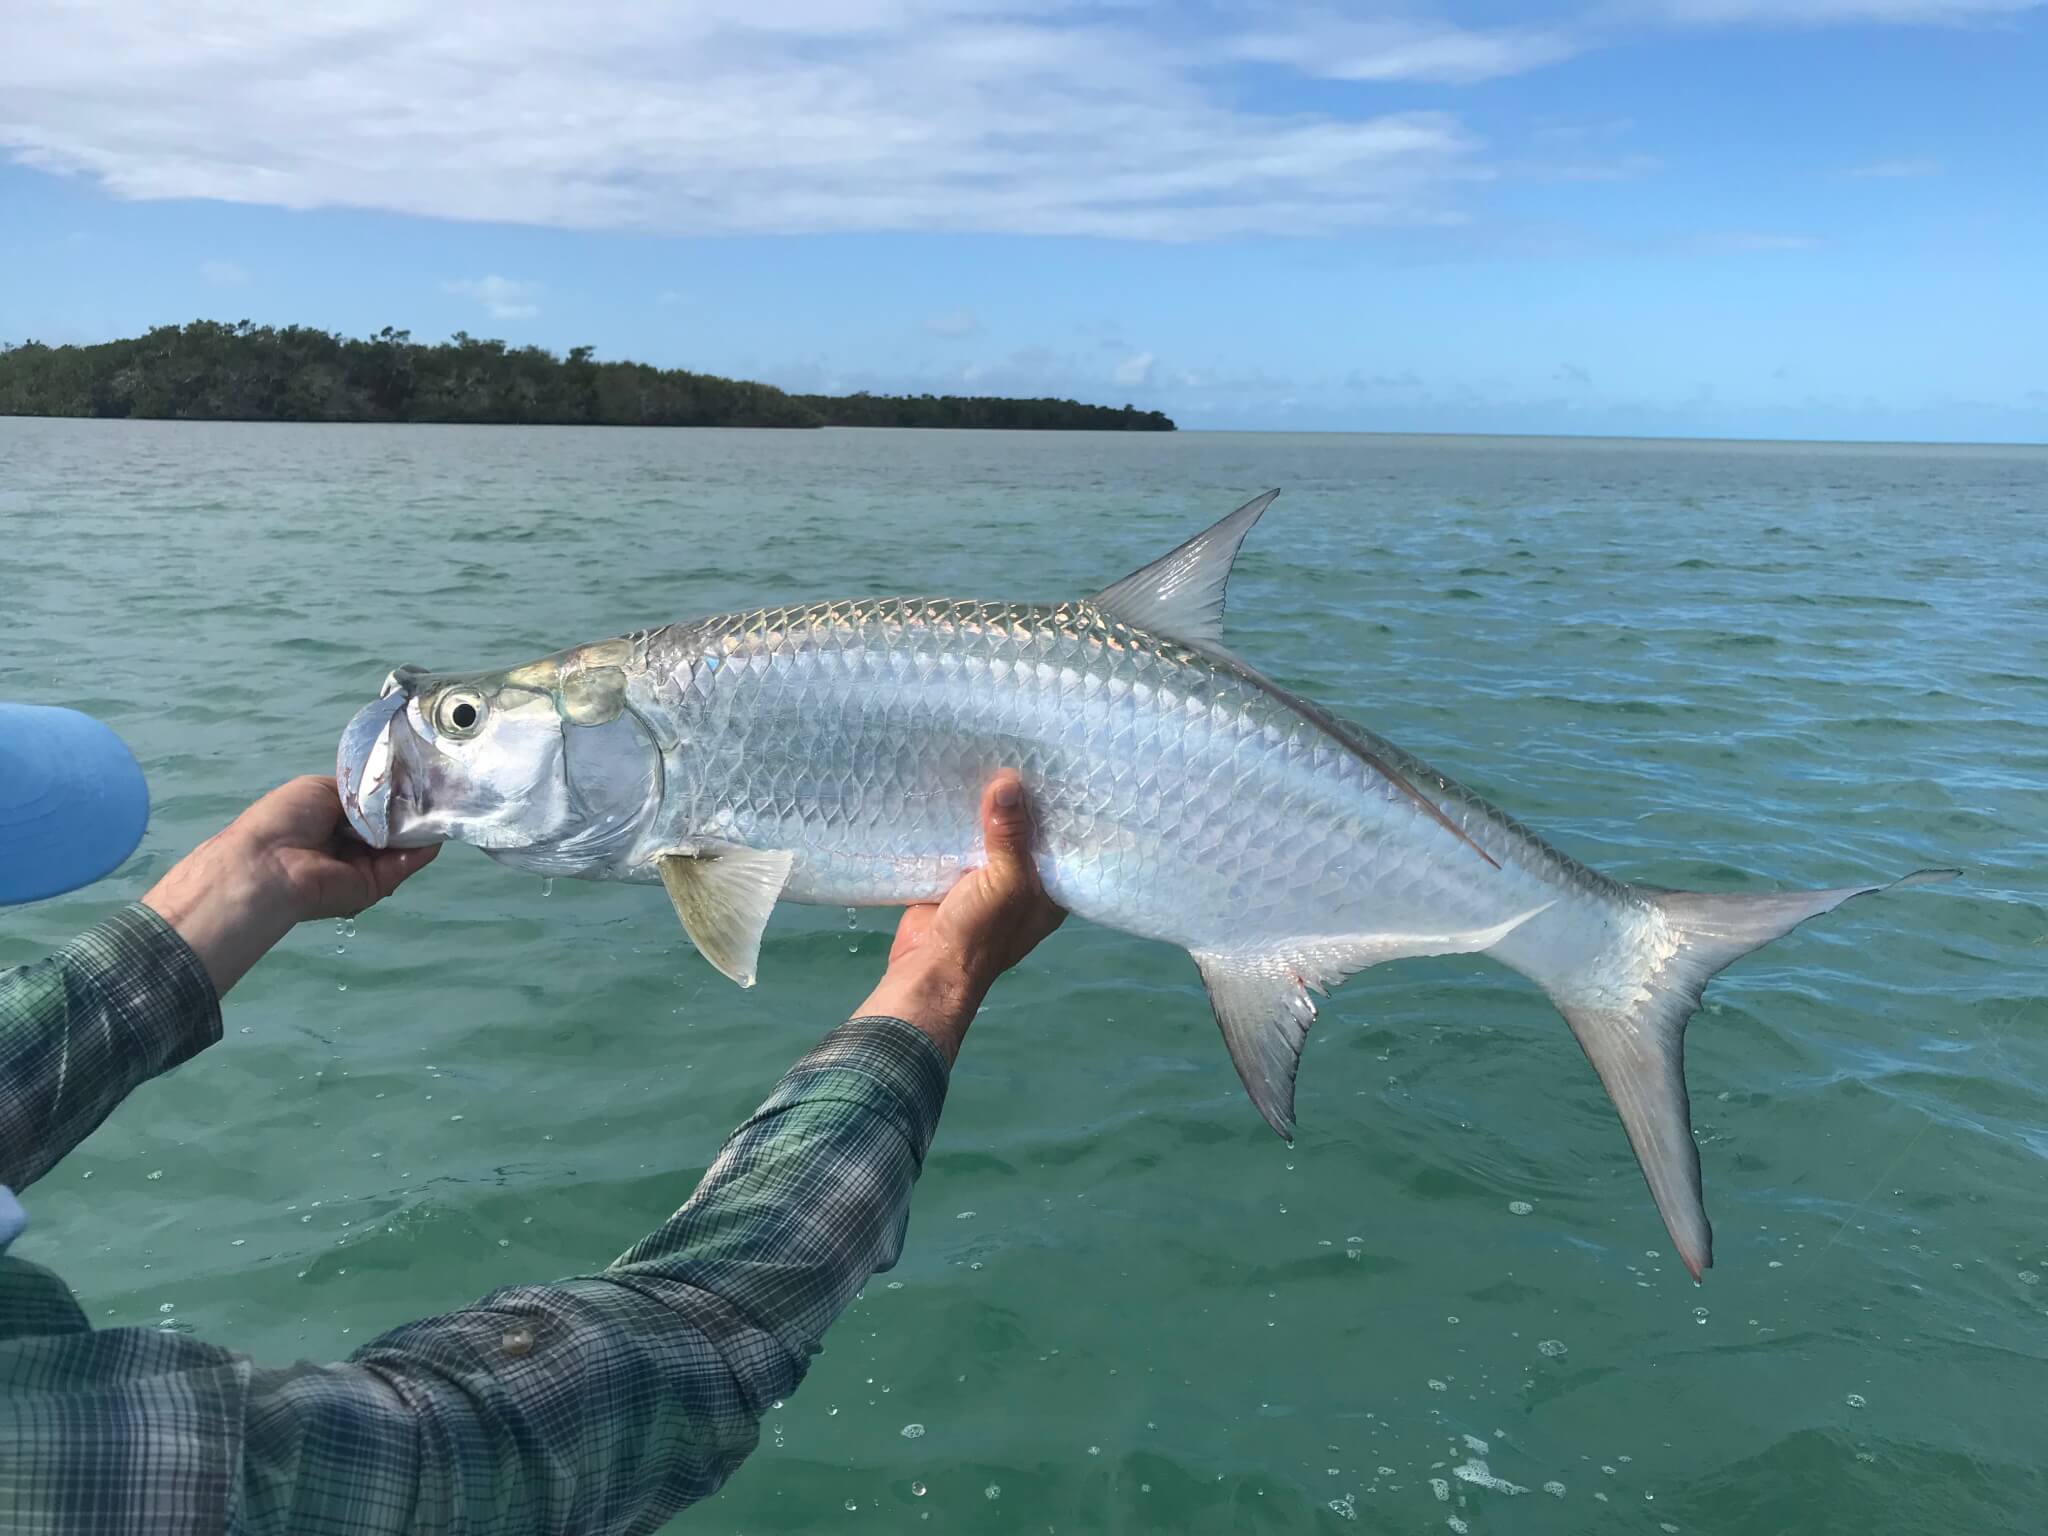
{"left": 337, "top": 680, "right": 441, "bottom": 849}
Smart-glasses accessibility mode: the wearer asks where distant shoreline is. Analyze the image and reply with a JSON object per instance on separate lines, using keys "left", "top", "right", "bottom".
{"left": 0, "top": 321, "right": 1176, "bottom": 432}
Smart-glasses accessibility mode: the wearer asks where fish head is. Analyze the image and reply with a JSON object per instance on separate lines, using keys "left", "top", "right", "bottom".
{"left": 337, "top": 639, "right": 661, "bottom": 874}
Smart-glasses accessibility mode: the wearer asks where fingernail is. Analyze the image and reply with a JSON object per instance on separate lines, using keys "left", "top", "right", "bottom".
{"left": 994, "top": 780, "right": 1021, "bottom": 809}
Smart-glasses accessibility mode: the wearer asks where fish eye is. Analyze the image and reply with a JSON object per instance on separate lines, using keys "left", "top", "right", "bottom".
{"left": 436, "top": 690, "right": 487, "bottom": 738}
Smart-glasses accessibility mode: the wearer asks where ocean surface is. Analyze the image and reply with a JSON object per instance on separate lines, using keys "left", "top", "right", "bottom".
{"left": 2, "top": 418, "right": 2043, "bottom": 1533}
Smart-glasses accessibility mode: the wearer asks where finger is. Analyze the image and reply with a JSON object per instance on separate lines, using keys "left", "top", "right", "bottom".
{"left": 979, "top": 771, "right": 1037, "bottom": 887}
{"left": 368, "top": 843, "right": 438, "bottom": 899}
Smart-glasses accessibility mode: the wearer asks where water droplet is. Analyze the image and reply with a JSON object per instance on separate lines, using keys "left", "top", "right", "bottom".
{"left": 901, "top": 1423, "right": 925, "bottom": 1439}
{"left": 540, "top": 878, "right": 554, "bottom": 897}
{"left": 1845, "top": 1393, "right": 1866, "bottom": 1408}
{"left": 501, "top": 1325, "right": 533, "bottom": 1356}
{"left": 846, "top": 908, "right": 858, "bottom": 929}
{"left": 1537, "top": 1339, "right": 1568, "bottom": 1357}
{"left": 910, "top": 1481, "right": 926, "bottom": 1497}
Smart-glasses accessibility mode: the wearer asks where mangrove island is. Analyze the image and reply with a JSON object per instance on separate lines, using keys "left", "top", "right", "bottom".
{"left": 0, "top": 322, "right": 1176, "bottom": 431}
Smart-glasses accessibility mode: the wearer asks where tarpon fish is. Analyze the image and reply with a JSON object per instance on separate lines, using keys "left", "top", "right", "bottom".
{"left": 337, "top": 491, "right": 1953, "bottom": 1278}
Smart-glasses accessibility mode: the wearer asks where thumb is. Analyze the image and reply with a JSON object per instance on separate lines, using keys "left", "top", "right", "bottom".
{"left": 979, "top": 771, "right": 1035, "bottom": 884}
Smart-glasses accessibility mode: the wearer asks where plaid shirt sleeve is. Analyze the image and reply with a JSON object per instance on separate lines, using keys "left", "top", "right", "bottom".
{"left": 0, "top": 902, "right": 222, "bottom": 1193}
{"left": 0, "top": 908, "right": 953, "bottom": 1536}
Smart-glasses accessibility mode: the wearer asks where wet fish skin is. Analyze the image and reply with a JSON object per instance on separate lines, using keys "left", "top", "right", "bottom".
{"left": 338, "top": 491, "right": 1955, "bottom": 1279}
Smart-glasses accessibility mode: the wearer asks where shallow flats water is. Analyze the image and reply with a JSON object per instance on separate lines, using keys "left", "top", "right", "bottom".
{"left": 2, "top": 418, "right": 2043, "bottom": 1533}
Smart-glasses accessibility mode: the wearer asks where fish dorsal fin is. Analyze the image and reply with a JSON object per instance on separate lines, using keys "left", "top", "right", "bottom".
{"left": 1091, "top": 490, "right": 1279, "bottom": 646}
{"left": 656, "top": 843, "right": 796, "bottom": 988}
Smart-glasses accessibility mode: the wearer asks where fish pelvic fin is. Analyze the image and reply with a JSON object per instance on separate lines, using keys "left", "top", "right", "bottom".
{"left": 656, "top": 843, "right": 797, "bottom": 988}
{"left": 1550, "top": 867, "right": 1959, "bottom": 1282}
{"left": 1092, "top": 489, "right": 1279, "bottom": 648}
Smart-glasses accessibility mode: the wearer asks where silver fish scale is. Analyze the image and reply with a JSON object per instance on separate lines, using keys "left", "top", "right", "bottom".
{"left": 627, "top": 597, "right": 1571, "bottom": 956}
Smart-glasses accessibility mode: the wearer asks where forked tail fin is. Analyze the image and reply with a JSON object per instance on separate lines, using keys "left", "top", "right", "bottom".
{"left": 1549, "top": 868, "right": 1958, "bottom": 1281}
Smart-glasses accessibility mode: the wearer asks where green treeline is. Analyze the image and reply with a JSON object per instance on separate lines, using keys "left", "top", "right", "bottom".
{"left": 0, "top": 322, "right": 1175, "bottom": 431}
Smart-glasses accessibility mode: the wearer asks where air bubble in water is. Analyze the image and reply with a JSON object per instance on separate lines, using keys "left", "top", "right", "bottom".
{"left": 847, "top": 908, "right": 858, "bottom": 928}
{"left": 984, "top": 1485, "right": 1001, "bottom": 1501}
{"left": 901, "top": 1423, "right": 925, "bottom": 1439}
{"left": 540, "top": 878, "right": 554, "bottom": 897}
{"left": 911, "top": 1482, "right": 927, "bottom": 1497}
{"left": 1508, "top": 1200, "right": 1533, "bottom": 1215}
{"left": 1845, "top": 1393, "right": 1866, "bottom": 1409}
{"left": 1537, "top": 1339, "right": 1567, "bottom": 1357}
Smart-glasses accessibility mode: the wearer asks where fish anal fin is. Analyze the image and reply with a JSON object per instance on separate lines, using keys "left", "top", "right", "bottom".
{"left": 1194, "top": 951, "right": 1325, "bottom": 1143}
{"left": 655, "top": 843, "right": 796, "bottom": 988}
{"left": 1193, "top": 912, "right": 1553, "bottom": 1140}
{"left": 1092, "top": 490, "right": 1279, "bottom": 647}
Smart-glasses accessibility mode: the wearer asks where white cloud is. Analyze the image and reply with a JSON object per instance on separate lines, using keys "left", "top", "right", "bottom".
{"left": 1112, "top": 350, "right": 1156, "bottom": 389}
{"left": 0, "top": 2, "right": 1483, "bottom": 241}
{"left": 1849, "top": 155, "right": 1942, "bottom": 177}
{"left": 198, "top": 257, "right": 248, "bottom": 286}
{"left": 924, "top": 308, "right": 980, "bottom": 338}
{"left": 443, "top": 274, "right": 542, "bottom": 320}
{"left": 1233, "top": 16, "right": 1578, "bottom": 84}
{"left": 0, "top": 2, "right": 2030, "bottom": 243}
{"left": 1645, "top": 0, "right": 2040, "bottom": 21}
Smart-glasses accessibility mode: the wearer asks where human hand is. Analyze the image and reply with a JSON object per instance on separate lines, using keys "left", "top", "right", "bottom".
{"left": 143, "top": 775, "right": 438, "bottom": 997}
{"left": 853, "top": 771, "right": 1065, "bottom": 1064}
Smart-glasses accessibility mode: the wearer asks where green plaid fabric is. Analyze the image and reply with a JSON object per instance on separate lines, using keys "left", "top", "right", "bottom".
{"left": 0, "top": 905, "right": 950, "bottom": 1534}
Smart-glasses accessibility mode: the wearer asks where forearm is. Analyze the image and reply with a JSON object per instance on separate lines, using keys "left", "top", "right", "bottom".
{"left": 0, "top": 904, "right": 221, "bottom": 1190}
{"left": 139, "top": 829, "right": 298, "bottom": 997}
{"left": 232, "top": 1016, "right": 949, "bottom": 1535}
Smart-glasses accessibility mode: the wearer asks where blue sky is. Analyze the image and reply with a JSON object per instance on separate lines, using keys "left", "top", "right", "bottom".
{"left": 2, "top": 1, "right": 2043, "bottom": 440}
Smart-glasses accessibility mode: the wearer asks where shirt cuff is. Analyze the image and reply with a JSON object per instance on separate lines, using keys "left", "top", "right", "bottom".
{"left": 58, "top": 902, "right": 224, "bottom": 1075}
{"left": 747, "top": 1016, "right": 951, "bottom": 1166}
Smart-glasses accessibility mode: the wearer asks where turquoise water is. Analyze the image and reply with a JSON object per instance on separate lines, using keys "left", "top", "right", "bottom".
{"left": 3, "top": 418, "right": 2044, "bottom": 1532}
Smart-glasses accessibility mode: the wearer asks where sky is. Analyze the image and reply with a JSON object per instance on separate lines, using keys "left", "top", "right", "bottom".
{"left": 2, "top": 1, "right": 2044, "bottom": 440}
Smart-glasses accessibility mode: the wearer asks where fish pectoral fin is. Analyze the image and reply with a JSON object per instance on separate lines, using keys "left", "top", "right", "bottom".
{"left": 1091, "top": 489, "right": 1279, "bottom": 647}
{"left": 655, "top": 844, "right": 796, "bottom": 989}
